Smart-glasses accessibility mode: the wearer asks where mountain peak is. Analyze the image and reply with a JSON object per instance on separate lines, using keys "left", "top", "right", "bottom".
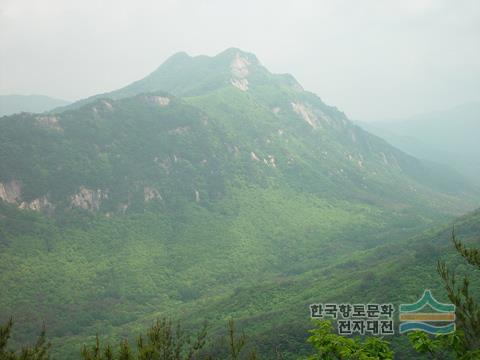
{"left": 215, "top": 47, "right": 260, "bottom": 64}
{"left": 115, "top": 47, "right": 269, "bottom": 97}
{"left": 163, "top": 51, "right": 191, "bottom": 63}
{"left": 50, "top": 48, "right": 273, "bottom": 111}
{"left": 160, "top": 48, "right": 259, "bottom": 68}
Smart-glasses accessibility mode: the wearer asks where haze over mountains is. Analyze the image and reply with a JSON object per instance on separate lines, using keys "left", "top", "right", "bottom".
{"left": 0, "top": 94, "right": 70, "bottom": 116}
{"left": 358, "top": 102, "right": 480, "bottom": 184}
{"left": 2, "top": 48, "right": 477, "bottom": 214}
{"left": 0, "top": 48, "right": 479, "bottom": 359}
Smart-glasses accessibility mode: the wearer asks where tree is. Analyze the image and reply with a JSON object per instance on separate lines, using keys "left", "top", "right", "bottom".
{"left": 0, "top": 318, "right": 51, "bottom": 360}
{"left": 305, "top": 320, "right": 393, "bottom": 360}
{"left": 81, "top": 335, "right": 113, "bottom": 360}
{"left": 81, "top": 318, "right": 208, "bottom": 360}
{"left": 79, "top": 318, "right": 259, "bottom": 360}
{"left": 407, "top": 330, "right": 470, "bottom": 360}
{"left": 0, "top": 318, "right": 15, "bottom": 360}
{"left": 409, "top": 228, "right": 480, "bottom": 359}
{"left": 225, "top": 319, "right": 257, "bottom": 360}
{"left": 136, "top": 318, "right": 208, "bottom": 360}
{"left": 117, "top": 340, "right": 132, "bottom": 360}
{"left": 439, "top": 228, "right": 480, "bottom": 351}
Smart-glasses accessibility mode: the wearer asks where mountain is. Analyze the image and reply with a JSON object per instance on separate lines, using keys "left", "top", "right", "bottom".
{"left": 0, "top": 48, "right": 479, "bottom": 358}
{"left": 0, "top": 94, "right": 70, "bottom": 116}
{"left": 179, "top": 206, "right": 480, "bottom": 359}
{"left": 29, "top": 48, "right": 480, "bottom": 210}
{"left": 54, "top": 49, "right": 299, "bottom": 109}
{"left": 358, "top": 102, "right": 480, "bottom": 183}
{"left": 223, "top": 207, "right": 480, "bottom": 359}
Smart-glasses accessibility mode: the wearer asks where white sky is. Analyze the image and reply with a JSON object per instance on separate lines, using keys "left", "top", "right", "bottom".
{"left": 0, "top": 0, "right": 479, "bottom": 121}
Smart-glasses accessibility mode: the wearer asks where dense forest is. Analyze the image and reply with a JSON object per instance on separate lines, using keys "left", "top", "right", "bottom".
{"left": 1, "top": 49, "right": 479, "bottom": 359}
{"left": 1, "top": 213, "right": 479, "bottom": 359}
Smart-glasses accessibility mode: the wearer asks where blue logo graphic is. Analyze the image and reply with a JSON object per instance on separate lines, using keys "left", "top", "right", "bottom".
{"left": 399, "top": 290, "right": 456, "bottom": 335}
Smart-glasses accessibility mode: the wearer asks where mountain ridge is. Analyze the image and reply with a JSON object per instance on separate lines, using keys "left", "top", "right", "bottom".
{"left": 52, "top": 48, "right": 303, "bottom": 112}
{"left": 0, "top": 94, "right": 70, "bottom": 116}
{"left": 2, "top": 48, "right": 478, "bottom": 216}
{"left": 1, "top": 48, "right": 479, "bottom": 359}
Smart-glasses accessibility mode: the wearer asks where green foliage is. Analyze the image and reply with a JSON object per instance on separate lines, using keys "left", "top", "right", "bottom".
{"left": 437, "top": 229, "right": 480, "bottom": 352}
{"left": 1, "top": 49, "right": 479, "bottom": 360}
{"left": 305, "top": 320, "right": 393, "bottom": 360}
{"left": 408, "top": 227, "right": 480, "bottom": 359}
{"left": 0, "top": 318, "right": 51, "bottom": 360}
{"left": 407, "top": 331, "right": 480, "bottom": 359}
{"left": 79, "top": 318, "right": 259, "bottom": 360}
{"left": 137, "top": 318, "right": 207, "bottom": 360}
{"left": 81, "top": 335, "right": 113, "bottom": 360}
{"left": 225, "top": 319, "right": 257, "bottom": 360}
{"left": 2, "top": 199, "right": 478, "bottom": 358}
{"left": 81, "top": 318, "right": 209, "bottom": 360}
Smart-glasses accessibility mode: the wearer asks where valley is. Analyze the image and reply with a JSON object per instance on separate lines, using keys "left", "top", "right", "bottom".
{"left": 0, "top": 49, "right": 479, "bottom": 359}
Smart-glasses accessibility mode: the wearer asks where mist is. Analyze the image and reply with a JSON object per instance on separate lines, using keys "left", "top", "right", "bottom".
{"left": 0, "top": 0, "right": 479, "bottom": 121}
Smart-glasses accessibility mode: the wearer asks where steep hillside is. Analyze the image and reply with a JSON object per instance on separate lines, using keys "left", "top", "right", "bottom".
{"left": 5, "top": 49, "right": 478, "bottom": 213}
{"left": 0, "top": 49, "right": 479, "bottom": 358}
{"left": 182, "top": 209, "right": 480, "bottom": 359}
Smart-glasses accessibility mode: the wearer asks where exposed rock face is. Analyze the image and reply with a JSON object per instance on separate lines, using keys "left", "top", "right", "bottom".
{"left": 118, "top": 203, "right": 129, "bottom": 214}
{"left": 70, "top": 186, "right": 108, "bottom": 211}
{"left": 291, "top": 102, "right": 319, "bottom": 129}
{"left": 234, "top": 146, "right": 240, "bottom": 157}
{"left": 35, "top": 116, "right": 62, "bottom": 131}
{"left": 0, "top": 180, "right": 22, "bottom": 204}
{"left": 144, "top": 187, "right": 162, "bottom": 202}
{"left": 151, "top": 96, "right": 170, "bottom": 106}
{"left": 0, "top": 180, "right": 54, "bottom": 212}
{"left": 265, "top": 155, "right": 277, "bottom": 168}
{"left": 380, "top": 152, "right": 389, "bottom": 165}
{"left": 141, "top": 94, "right": 171, "bottom": 106}
{"left": 231, "top": 78, "right": 249, "bottom": 91}
{"left": 351, "top": 131, "right": 357, "bottom": 143}
{"left": 230, "top": 53, "right": 250, "bottom": 91}
{"left": 230, "top": 53, "right": 250, "bottom": 78}
{"left": 19, "top": 196, "right": 54, "bottom": 212}
{"left": 155, "top": 157, "right": 172, "bottom": 174}
{"left": 101, "top": 100, "right": 114, "bottom": 111}
{"left": 168, "top": 126, "right": 190, "bottom": 135}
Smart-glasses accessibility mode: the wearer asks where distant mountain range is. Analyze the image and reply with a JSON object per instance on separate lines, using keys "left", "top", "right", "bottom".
{"left": 0, "top": 94, "right": 70, "bottom": 116}
{"left": 0, "top": 48, "right": 478, "bottom": 358}
{"left": 357, "top": 102, "right": 480, "bottom": 184}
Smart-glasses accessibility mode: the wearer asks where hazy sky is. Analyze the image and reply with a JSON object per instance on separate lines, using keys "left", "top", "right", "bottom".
{"left": 0, "top": 0, "right": 479, "bottom": 121}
